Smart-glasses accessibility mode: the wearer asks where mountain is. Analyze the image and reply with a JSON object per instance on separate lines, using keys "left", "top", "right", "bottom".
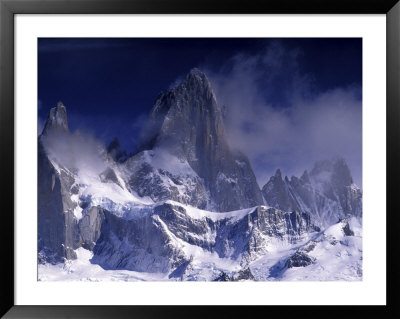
{"left": 37, "top": 70, "right": 362, "bottom": 281}
{"left": 261, "top": 159, "right": 362, "bottom": 227}
{"left": 37, "top": 101, "right": 317, "bottom": 272}
{"left": 38, "top": 101, "right": 134, "bottom": 263}
{"left": 132, "top": 68, "right": 264, "bottom": 212}
{"left": 38, "top": 102, "right": 79, "bottom": 262}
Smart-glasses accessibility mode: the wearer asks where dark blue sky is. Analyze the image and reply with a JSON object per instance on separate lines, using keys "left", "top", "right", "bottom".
{"left": 38, "top": 38, "right": 362, "bottom": 185}
{"left": 38, "top": 38, "right": 361, "bottom": 149}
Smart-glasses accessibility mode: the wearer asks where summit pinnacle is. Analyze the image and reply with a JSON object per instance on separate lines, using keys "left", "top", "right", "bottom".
{"left": 41, "top": 101, "right": 69, "bottom": 136}
{"left": 131, "top": 69, "right": 264, "bottom": 212}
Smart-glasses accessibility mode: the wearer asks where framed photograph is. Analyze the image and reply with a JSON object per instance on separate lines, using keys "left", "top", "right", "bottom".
{"left": 1, "top": 0, "right": 398, "bottom": 317}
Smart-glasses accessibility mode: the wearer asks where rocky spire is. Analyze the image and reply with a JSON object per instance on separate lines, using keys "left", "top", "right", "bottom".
{"left": 138, "top": 68, "right": 220, "bottom": 152}
{"left": 262, "top": 168, "right": 292, "bottom": 212}
{"left": 182, "top": 68, "right": 215, "bottom": 97}
{"left": 133, "top": 68, "right": 264, "bottom": 212}
{"left": 41, "top": 101, "right": 69, "bottom": 136}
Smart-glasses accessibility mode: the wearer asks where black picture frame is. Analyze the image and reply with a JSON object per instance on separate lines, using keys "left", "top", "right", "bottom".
{"left": 1, "top": 0, "right": 399, "bottom": 318}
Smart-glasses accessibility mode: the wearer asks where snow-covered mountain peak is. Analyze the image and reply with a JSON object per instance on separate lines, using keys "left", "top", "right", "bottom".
{"left": 262, "top": 157, "right": 362, "bottom": 227}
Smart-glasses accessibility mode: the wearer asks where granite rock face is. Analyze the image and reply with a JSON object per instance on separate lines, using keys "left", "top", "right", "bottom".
{"left": 124, "top": 151, "right": 209, "bottom": 209}
{"left": 78, "top": 206, "right": 105, "bottom": 250}
{"left": 90, "top": 202, "right": 317, "bottom": 273}
{"left": 38, "top": 125, "right": 79, "bottom": 262}
{"left": 41, "top": 101, "right": 69, "bottom": 136}
{"left": 38, "top": 145, "right": 113, "bottom": 261}
{"left": 38, "top": 103, "right": 112, "bottom": 262}
{"left": 99, "top": 167, "right": 123, "bottom": 189}
{"left": 133, "top": 69, "right": 264, "bottom": 212}
{"left": 39, "top": 102, "right": 79, "bottom": 262}
{"left": 262, "top": 158, "right": 362, "bottom": 227}
{"left": 91, "top": 207, "right": 188, "bottom": 273}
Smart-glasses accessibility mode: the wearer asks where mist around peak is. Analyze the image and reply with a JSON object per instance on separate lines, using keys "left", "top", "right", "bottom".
{"left": 201, "top": 42, "right": 362, "bottom": 188}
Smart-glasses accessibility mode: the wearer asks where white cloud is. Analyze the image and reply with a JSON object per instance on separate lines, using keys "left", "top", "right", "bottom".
{"left": 41, "top": 130, "right": 107, "bottom": 176}
{"left": 203, "top": 43, "right": 362, "bottom": 187}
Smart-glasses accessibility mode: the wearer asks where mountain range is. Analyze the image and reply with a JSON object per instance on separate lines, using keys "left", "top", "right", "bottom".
{"left": 38, "top": 69, "right": 362, "bottom": 281}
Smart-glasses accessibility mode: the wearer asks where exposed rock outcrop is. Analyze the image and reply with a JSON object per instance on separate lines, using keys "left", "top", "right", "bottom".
{"left": 90, "top": 202, "right": 317, "bottom": 273}
{"left": 39, "top": 103, "right": 112, "bottom": 262}
{"left": 38, "top": 103, "right": 79, "bottom": 263}
{"left": 41, "top": 101, "right": 69, "bottom": 136}
{"left": 285, "top": 251, "right": 315, "bottom": 268}
{"left": 213, "top": 268, "right": 256, "bottom": 281}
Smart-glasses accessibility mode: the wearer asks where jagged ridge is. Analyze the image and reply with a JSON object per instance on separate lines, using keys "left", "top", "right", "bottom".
{"left": 261, "top": 159, "right": 362, "bottom": 227}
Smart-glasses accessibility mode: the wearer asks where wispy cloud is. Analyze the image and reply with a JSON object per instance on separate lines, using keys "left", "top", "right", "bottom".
{"left": 202, "top": 42, "right": 362, "bottom": 187}
{"left": 41, "top": 130, "right": 108, "bottom": 175}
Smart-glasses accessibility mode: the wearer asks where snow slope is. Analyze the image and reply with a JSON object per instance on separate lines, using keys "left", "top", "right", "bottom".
{"left": 39, "top": 218, "right": 361, "bottom": 281}
{"left": 251, "top": 218, "right": 362, "bottom": 281}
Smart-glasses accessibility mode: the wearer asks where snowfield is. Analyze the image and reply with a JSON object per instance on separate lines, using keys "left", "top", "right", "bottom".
{"left": 251, "top": 218, "right": 362, "bottom": 281}
{"left": 38, "top": 212, "right": 362, "bottom": 282}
